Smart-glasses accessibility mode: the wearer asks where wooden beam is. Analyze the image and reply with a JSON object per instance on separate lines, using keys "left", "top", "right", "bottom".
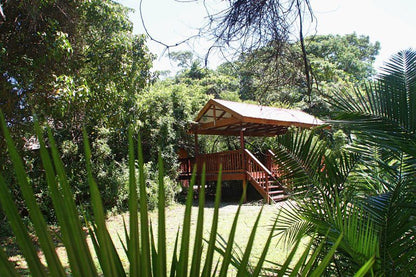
{"left": 243, "top": 116, "right": 321, "bottom": 129}
{"left": 194, "top": 100, "right": 216, "bottom": 122}
{"left": 217, "top": 110, "right": 227, "bottom": 120}
{"left": 194, "top": 129, "right": 279, "bottom": 137}
{"left": 194, "top": 99, "right": 244, "bottom": 123}
{"left": 198, "top": 117, "right": 241, "bottom": 130}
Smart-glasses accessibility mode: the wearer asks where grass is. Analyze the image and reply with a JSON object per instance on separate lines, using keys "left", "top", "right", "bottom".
{"left": 3, "top": 201, "right": 304, "bottom": 275}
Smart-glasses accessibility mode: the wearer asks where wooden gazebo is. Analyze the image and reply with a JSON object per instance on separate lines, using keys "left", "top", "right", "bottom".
{"left": 179, "top": 99, "right": 325, "bottom": 203}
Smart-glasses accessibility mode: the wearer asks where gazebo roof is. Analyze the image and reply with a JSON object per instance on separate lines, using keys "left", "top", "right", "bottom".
{"left": 190, "top": 99, "right": 326, "bottom": 136}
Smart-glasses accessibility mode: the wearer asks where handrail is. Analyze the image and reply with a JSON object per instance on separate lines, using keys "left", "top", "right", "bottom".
{"left": 244, "top": 149, "right": 273, "bottom": 176}
{"left": 266, "top": 149, "right": 275, "bottom": 171}
{"left": 197, "top": 149, "right": 241, "bottom": 158}
{"left": 196, "top": 149, "right": 243, "bottom": 173}
{"left": 244, "top": 149, "right": 276, "bottom": 203}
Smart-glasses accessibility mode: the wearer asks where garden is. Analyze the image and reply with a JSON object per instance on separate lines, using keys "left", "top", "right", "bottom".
{"left": 0, "top": 1, "right": 415, "bottom": 276}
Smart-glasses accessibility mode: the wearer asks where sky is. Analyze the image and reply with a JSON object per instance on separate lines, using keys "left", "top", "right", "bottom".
{"left": 118, "top": 0, "right": 416, "bottom": 74}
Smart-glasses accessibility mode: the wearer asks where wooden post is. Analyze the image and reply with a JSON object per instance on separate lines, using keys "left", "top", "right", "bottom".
{"left": 240, "top": 128, "right": 246, "bottom": 173}
{"left": 194, "top": 132, "right": 200, "bottom": 194}
{"left": 213, "top": 105, "right": 217, "bottom": 126}
{"left": 265, "top": 174, "right": 270, "bottom": 204}
{"left": 240, "top": 128, "right": 247, "bottom": 203}
{"left": 242, "top": 179, "right": 247, "bottom": 203}
{"left": 239, "top": 128, "right": 245, "bottom": 150}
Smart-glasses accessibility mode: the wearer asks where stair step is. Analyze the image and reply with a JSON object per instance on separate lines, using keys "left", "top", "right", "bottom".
{"left": 258, "top": 181, "right": 280, "bottom": 186}
{"left": 268, "top": 185, "right": 283, "bottom": 190}
{"left": 271, "top": 195, "right": 287, "bottom": 202}
{"left": 268, "top": 190, "right": 284, "bottom": 195}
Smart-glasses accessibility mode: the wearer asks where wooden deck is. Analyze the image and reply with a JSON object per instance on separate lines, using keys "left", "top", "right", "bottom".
{"left": 179, "top": 149, "right": 287, "bottom": 203}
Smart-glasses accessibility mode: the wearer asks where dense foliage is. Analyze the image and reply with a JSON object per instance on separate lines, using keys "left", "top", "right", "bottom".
{"left": 0, "top": 0, "right": 413, "bottom": 275}
{"left": 0, "top": 0, "right": 382, "bottom": 237}
{"left": 0, "top": 1, "right": 186, "bottom": 226}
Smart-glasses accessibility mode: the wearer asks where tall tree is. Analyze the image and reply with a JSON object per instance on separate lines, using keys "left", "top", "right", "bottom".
{"left": 0, "top": 0, "right": 79, "bottom": 131}
{"left": 0, "top": 0, "right": 153, "bottom": 137}
{"left": 202, "top": 0, "right": 314, "bottom": 102}
{"left": 220, "top": 34, "right": 379, "bottom": 115}
{"left": 0, "top": 0, "right": 153, "bottom": 221}
{"left": 306, "top": 33, "right": 380, "bottom": 82}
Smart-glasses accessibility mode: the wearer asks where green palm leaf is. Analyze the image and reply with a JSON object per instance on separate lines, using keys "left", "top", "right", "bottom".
{"left": 330, "top": 49, "right": 416, "bottom": 158}
{"left": 326, "top": 49, "right": 416, "bottom": 275}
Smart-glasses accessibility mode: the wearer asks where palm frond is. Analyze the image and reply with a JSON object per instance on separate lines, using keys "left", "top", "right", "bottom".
{"left": 368, "top": 177, "right": 416, "bottom": 276}
{"left": 271, "top": 129, "right": 327, "bottom": 193}
{"left": 330, "top": 49, "right": 416, "bottom": 158}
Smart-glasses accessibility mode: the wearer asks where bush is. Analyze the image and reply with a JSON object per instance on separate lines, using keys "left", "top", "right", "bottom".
{"left": 113, "top": 161, "right": 180, "bottom": 212}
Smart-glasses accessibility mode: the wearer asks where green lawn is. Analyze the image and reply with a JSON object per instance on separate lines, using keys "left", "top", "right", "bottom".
{"left": 7, "top": 201, "right": 306, "bottom": 275}
{"left": 105, "top": 201, "right": 304, "bottom": 275}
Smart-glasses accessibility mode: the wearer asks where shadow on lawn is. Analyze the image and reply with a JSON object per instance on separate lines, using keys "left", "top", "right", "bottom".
{"left": 1, "top": 225, "right": 86, "bottom": 275}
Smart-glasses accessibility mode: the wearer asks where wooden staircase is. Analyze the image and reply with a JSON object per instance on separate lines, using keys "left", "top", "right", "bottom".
{"left": 244, "top": 149, "right": 286, "bottom": 203}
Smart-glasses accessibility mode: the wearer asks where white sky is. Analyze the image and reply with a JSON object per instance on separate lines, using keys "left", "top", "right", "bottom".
{"left": 118, "top": 0, "right": 416, "bottom": 73}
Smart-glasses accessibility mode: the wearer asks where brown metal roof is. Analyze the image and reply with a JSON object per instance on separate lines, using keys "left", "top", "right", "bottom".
{"left": 190, "top": 99, "right": 326, "bottom": 136}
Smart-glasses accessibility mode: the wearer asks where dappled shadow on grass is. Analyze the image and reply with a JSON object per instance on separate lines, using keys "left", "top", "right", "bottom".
{"left": 1, "top": 201, "right": 291, "bottom": 275}
{"left": 1, "top": 225, "right": 87, "bottom": 275}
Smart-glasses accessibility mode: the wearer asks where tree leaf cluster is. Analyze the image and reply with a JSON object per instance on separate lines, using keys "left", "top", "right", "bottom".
{"left": 0, "top": 0, "right": 155, "bottom": 226}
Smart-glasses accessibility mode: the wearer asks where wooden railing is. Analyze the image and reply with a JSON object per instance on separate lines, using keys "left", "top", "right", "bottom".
{"left": 180, "top": 150, "right": 276, "bottom": 178}
{"left": 179, "top": 149, "right": 285, "bottom": 203}
{"left": 244, "top": 149, "right": 276, "bottom": 202}
{"left": 266, "top": 149, "right": 292, "bottom": 189}
{"left": 179, "top": 150, "right": 244, "bottom": 178}
{"left": 196, "top": 149, "right": 243, "bottom": 173}
{"left": 266, "top": 149, "right": 282, "bottom": 177}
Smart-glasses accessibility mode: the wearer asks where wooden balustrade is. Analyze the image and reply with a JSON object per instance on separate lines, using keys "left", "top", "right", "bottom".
{"left": 244, "top": 149, "right": 273, "bottom": 176}
{"left": 196, "top": 149, "right": 243, "bottom": 173}
{"left": 179, "top": 149, "right": 276, "bottom": 180}
{"left": 266, "top": 149, "right": 281, "bottom": 176}
{"left": 244, "top": 149, "right": 277, "bottom": 203}
{"left": 179, "top": 150, "right": 244, "bottom": 178}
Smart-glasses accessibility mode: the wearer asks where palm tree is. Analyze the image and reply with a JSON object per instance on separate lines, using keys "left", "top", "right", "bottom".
{"left": 273, "top": 49, "right": 416, "bottom": 276}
